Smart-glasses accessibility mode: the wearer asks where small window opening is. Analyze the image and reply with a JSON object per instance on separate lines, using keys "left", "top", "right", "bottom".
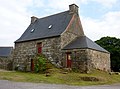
{"left": 37, "top": 43, "right": 42, "bottom": 54}
{"left": 48, "top": 25, "right": 52, "bottom": 29}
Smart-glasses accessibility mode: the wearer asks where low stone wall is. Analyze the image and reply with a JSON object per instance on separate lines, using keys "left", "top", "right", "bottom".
{"left": 0, "top": 57, "right": 13, "bottom": 70}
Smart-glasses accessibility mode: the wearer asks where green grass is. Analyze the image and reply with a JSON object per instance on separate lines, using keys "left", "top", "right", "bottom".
{"left": 0, "top": 69, "right": 120, "bottom": 86}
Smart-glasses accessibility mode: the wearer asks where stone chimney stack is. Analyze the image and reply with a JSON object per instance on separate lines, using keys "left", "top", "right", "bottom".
{"left": 31, "top": 16, "right": 38, "bottom": 24}
{"left": 69, "top": 4, "right": 79, "bottom": 14}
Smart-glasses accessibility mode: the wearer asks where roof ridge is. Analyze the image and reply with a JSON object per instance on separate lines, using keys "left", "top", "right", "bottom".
{"left": 82, "top": 36, "right": 88, "bottom": 48}
{"left": 65, "top": 37, "right": 78, "bottom": 47}
{"left": 38, "top": 10, "right": 69, "bottom": 20}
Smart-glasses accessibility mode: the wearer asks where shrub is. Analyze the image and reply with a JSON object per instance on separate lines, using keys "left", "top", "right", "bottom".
{"left": 34, "top": 54, "right": 47, "bottom": 73}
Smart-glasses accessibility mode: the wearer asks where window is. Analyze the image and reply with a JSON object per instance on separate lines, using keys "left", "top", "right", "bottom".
{"left": 31, "top": 29, "right": 35, "bottom": 33}
{"left": 37, "top": 43, "right": 42, "bottom": 54}
{"left": 48, "top": 25, "right": 52, "bottom": 29}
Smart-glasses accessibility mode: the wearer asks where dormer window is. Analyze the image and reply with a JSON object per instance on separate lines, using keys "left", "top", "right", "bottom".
{"left": 48, "top": 25, "right": 52, "bottom": 29}
{"left": 31, "top": 29, "right": 35, "bottom": 33}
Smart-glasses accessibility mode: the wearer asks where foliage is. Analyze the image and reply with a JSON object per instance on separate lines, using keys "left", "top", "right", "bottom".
{"left": 34, "top": 54, "right": 54, "bottom": 73}
{"left": 34, "top": 54, "right": 47, "bottom": 73}
{"left": 95, "top": 36, "right": 120, "bottom": 72}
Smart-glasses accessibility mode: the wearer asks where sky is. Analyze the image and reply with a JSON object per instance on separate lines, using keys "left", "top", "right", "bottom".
{"left": 0, "top": 0, "right": 120, "bottom": 46}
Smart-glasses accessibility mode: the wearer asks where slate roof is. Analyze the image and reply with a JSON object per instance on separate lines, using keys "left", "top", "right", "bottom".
{"left": 63, "top": 36, "right": 109, "bottom": 53}
{"left": 0, "top": 47, "right": 13, "bottom": 57}
{"left": 15, "top": 11, "right": 73, "bottom": 43}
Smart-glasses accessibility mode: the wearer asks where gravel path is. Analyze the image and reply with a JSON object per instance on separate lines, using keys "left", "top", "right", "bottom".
{"left": 0, "top": 80, "right": 120, "bottom": 89}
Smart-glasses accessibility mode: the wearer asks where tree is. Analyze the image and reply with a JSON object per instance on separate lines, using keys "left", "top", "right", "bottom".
{"left": 95, "top": 36, "right": 120, "bottom": 72}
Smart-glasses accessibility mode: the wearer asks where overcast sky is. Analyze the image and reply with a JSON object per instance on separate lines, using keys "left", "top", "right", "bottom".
{"left": 0, "top": 0, "right": 120, "bottom": 46}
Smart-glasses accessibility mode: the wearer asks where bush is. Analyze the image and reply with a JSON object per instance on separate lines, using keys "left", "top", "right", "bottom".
{"left": 34, "top": 54, "right": 47, "bottom": 73}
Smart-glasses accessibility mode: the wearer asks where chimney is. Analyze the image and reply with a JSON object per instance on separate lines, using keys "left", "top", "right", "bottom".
{"left": 31, "top": 16, "right": 38, "bottom": 24}
{"left": 69, "top": 4, "right": 79, "bottom": 14}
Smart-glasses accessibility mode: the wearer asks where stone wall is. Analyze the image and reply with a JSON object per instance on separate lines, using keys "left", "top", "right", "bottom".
{"left": 13, "top": 40, "right": 36, "bottom": 71}
{"left": 86, "top": 49, "right": 110, "bottom": 72}
{"left": 62, "top": 49, "right": 89, "bottom": 73}
{"left": 62, "top": 49, "right": 110, "bottom": 73}
{"left": 14, "top": 37, "right": 62, "bottom": 71}
{"left": 0, "top": 49, "right": 13, "bottom": 70}
{"left": 0, "top": 56, "right": 13, "bottom": 70}
{"left": 61, "top": 14, "right": 84, "bottom": 48}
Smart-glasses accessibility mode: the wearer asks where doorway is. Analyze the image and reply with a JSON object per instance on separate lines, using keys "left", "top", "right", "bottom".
{"left": 31, "top": 59, "right": 34, "bottom": 71}
{"left": 66, "top": 52, "right": 72, "bottom": 68}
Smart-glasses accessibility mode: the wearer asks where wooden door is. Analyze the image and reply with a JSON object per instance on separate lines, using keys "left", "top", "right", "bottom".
{"left": 31, "top": 59, "right": 34, "bottom": 71}
{"left": 66, "top": 53, "right": 72, "bottom": 68}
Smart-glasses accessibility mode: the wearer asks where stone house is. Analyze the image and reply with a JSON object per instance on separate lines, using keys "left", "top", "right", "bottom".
{"left": 14, "top": 4, "right": 110, "bottom": 72}
{"left": 0, "top": 47, "right": 13, "bottom": 70}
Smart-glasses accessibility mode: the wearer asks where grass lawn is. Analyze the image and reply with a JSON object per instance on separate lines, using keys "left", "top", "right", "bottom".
{"left": 0, "top": 69, "right": 120, "bottom": 86}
